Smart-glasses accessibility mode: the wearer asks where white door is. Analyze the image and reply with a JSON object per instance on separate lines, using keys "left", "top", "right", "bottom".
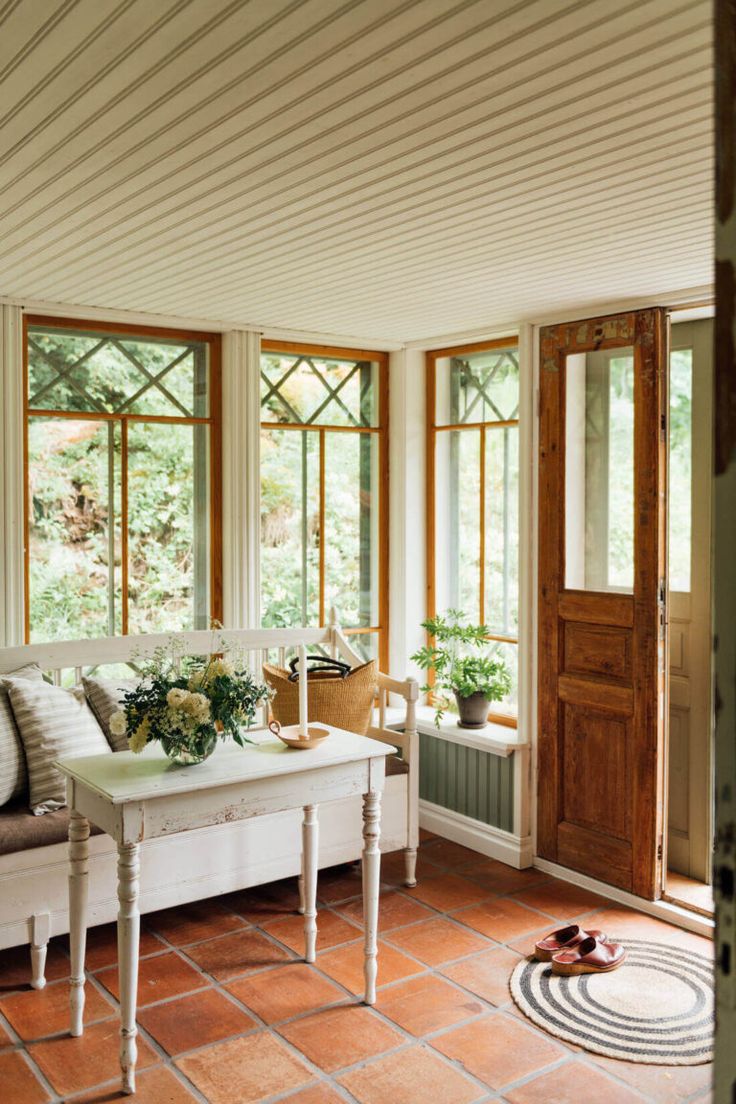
{"left": 667, "top": 317, "right": 713, "bottom": 884}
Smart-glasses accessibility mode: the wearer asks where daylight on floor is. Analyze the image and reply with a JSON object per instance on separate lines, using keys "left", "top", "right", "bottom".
{"left": 0, "top": 2, "right": 732, "bottom": 1103}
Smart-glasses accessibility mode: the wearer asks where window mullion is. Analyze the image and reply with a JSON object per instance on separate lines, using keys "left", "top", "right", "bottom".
{"left": 301, "top": 431, "right": 309, "bottom": 626}
{"left": 107, "top": 420, "right": 116, "bottom": 637}
{"left": 479, "top": 425, "right": 486, "bottom": 627}
{"left": 503, "top": 425, "right": 511, "bottom": 634}
{"left": 319, "top": 428, "right": 326, "bottom": 626}
{"left": 121, "top": 417, "right": 129, "bottom": 636}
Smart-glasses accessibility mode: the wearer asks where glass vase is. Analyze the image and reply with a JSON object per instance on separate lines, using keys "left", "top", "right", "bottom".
{"left": 160, "top": 730, "right": 218, "bottom": 766}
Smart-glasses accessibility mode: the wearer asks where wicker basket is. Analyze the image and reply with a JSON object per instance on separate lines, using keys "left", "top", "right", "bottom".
{"left": 263, "top": 660, "right": 377, "bottom": 736}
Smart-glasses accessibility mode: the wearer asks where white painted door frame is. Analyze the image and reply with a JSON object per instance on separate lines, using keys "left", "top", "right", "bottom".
{"left": 666, "top": 316, "right": 714, "bottom": 884}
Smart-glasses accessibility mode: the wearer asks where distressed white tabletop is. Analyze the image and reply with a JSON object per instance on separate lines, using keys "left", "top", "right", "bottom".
{"left": 55, "top": 726, "right": 396, "bottom": 804}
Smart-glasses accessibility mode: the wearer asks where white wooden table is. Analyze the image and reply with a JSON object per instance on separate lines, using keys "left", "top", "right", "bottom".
{"left": 56, "top": 727, "right": 394, "bottom": 1095}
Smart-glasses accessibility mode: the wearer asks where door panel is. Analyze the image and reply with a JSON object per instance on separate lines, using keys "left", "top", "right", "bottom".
{"left": 563, "top": 622, "right": 632, "bottom": 682}
{"left": 538, "top": 308, "right": 667, "bottom": 898}
{"left": 562, "top": 706, "right": 630, "bottom": 839}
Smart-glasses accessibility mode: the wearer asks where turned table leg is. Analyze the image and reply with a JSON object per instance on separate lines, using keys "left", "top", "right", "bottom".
{"left": 404, "top": 847, "right": 418, "bottom": 888}
{"left": 117, "top": 842, "right": 140, "bottom": 1095}
{"left": 362, "top": 791, "right": 382, "bottom": 1005}
{"left": 30, "top": 913, "right": 50, "bottom": 992}
{"left": 302, "top": 804, "right": 318, "bottom": 963}
{"left": 298, "top": 852, "right": 306, "bottom": 915}
{"left": 69, "top": 811, "right": 90, "bottom": 1036}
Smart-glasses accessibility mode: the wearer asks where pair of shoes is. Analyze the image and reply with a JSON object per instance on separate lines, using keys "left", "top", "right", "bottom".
{"left": 534, "top": 923, "right": 627, "bottom": 975}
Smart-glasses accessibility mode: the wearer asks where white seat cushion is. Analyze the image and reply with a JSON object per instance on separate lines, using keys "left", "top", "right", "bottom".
{"left": 5, "top": 680, "right": 111, "bottom": 815}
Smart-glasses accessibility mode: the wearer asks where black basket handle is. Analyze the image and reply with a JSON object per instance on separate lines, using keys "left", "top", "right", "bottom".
{"left": 287, "top": 655, "right": 352, "bottom": 682}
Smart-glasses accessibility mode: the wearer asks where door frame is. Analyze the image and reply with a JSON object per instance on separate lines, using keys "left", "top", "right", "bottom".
{"left": 535, "top": 308, "right": 669, "bottom": 900}
{"left": 665, "top": 314, "right": 714, "bottom": 886}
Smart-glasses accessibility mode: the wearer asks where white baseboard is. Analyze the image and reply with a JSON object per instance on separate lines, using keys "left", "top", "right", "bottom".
{"left": 419, "top": 799, "right": 532, "bottom": 869}
{"left": 533, "top": 857, "right": 715, "bottom": 940}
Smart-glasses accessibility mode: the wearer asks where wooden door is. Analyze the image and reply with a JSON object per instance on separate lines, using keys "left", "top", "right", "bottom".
{"left": 537, "top": 308, "right": 668, "bottom": 899}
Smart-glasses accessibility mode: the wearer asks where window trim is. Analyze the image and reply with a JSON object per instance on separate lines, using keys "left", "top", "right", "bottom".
{"left": 426, "top": 336, "right": 519, "bottom": 727}
{"left": 22, "top": 314, "right": 223, "bottom": 642}
{"left": 261, "top": 339, "right": 389, "bottom": 670}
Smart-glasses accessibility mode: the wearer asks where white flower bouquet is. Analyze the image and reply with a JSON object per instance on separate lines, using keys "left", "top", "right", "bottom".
{"left": 110, "top": 639, "right": 272, "bottom": 765}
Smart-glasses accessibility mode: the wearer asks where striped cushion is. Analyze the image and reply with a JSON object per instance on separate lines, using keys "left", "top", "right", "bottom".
{"left": 0, "top": 664, "right": 44, "bottom": 807}
{"left": 83, "top": 676, "right": 136, "bottom": 752}
{"left": 6, "top": 680, "right": 111, "bottom": 815}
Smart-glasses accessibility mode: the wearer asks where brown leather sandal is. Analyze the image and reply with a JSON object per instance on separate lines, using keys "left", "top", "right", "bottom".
{"left": 534, "top": 924, "right": 607, "bottom": 962}
{"left": 551, "top": 935, "right": 626, "bottom": 975}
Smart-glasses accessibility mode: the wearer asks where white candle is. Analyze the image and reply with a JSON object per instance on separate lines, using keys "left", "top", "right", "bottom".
{"left": 298, "top": 644, "right": 308, "bottom": 737}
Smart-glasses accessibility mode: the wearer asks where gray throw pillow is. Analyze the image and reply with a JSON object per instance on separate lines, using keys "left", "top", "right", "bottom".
{"left": 6, "top": 679, "right": 111, "bottom": 815}
{"left": 83, "top": 676, "right": 136, "bottom": 752}
{"left": 0, "top": 663, "right": 44, "bottom": 806}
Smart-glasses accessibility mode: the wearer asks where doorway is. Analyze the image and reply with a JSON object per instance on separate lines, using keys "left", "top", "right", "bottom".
{"left": 664, "top": 313, "right": 714, "bottom": 916}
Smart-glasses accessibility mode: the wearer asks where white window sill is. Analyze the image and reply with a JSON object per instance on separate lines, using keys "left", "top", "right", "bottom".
{"left": 383, "top": 704, "right": 527, "bottom": 758}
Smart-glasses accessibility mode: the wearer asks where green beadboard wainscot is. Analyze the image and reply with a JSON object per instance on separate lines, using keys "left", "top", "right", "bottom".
{"left": 418, "top": 732, "right": 514, "bottom": 832}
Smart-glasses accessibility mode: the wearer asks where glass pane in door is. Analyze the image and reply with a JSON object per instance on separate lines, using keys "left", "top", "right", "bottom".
{"left": 564, "top": 347, "right": 635, "bottom": 593}
{"left": 668, "top": 348, "right": 692, "bottom": 593}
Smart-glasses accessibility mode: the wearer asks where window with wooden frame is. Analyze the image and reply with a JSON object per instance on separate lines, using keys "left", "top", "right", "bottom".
{"left": 260, "top": 341, "right": 389, "bottom": 669}
{"left": 23, "top": 316, "right": 222, "bottom": 643}
{"left": 426, "top": 338, "right": 520, "bottom": 724}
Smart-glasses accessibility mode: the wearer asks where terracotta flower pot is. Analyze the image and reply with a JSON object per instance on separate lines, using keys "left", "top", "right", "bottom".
{"left": 454, "top": 690, "right": 490, "bottom": 729}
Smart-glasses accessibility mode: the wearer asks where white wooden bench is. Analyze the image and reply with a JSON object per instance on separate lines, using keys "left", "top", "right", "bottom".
{"left": 0, "top": 624, "right": 419, "bottom": 988}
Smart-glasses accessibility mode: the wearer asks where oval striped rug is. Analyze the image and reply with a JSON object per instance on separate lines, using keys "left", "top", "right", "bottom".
{"left": 510, "top": 939, "right": 713, "bottom": 1064}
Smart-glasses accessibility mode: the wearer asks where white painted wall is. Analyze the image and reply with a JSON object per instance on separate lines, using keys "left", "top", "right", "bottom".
{"left": 0, "top": 304, "right": 24, "bottom": 647}
{"left": 388, "top": 348, "right": 426, "bottom": 681}
{"left": 222, "top": 329, "right": 261, "bottom": 629}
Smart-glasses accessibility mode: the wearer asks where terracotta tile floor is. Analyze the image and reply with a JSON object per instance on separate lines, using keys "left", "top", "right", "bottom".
{"left": 0, "top": 832, "right": 714, "bottom": 1103}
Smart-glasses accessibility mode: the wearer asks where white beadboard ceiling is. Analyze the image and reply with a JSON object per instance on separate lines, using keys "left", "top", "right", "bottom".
{"left": 0, "top": 0, "right": 713, "bottom": 344}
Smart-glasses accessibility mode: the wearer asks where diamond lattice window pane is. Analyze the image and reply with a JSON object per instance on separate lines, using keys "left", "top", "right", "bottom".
{"left": 27, "top": 327, "right": 208, "bottom": 417}
{"left": 453, "top": 350, "right": 519, "bottom": 424}
{"left": 261, "top": 352, "right": 378, "bottom": 427}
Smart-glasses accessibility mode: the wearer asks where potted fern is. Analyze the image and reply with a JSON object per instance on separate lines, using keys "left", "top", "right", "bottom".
{"left": 411, "top": 610, "right": 511, "bottom": 729}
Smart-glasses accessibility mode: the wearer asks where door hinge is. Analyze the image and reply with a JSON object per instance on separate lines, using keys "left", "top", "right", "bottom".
{"left": 660, "top": 411, "right": 667, "bottom": 440}
{"left": 658, "top": 578, "right": 667, "bottom": 639}
{"left": 657, "top": 838, "right": 663, "bottom": 862}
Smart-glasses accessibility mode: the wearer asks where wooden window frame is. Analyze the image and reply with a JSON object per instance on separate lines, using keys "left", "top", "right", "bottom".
{"left": 426, "top": 337, "right": 520, "bottom": 727}
{"left": 260, "top": 339, "right": 389, "bottom": 671}
{"left": 22, "top": 314, "right": 223, "bottom": 642}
